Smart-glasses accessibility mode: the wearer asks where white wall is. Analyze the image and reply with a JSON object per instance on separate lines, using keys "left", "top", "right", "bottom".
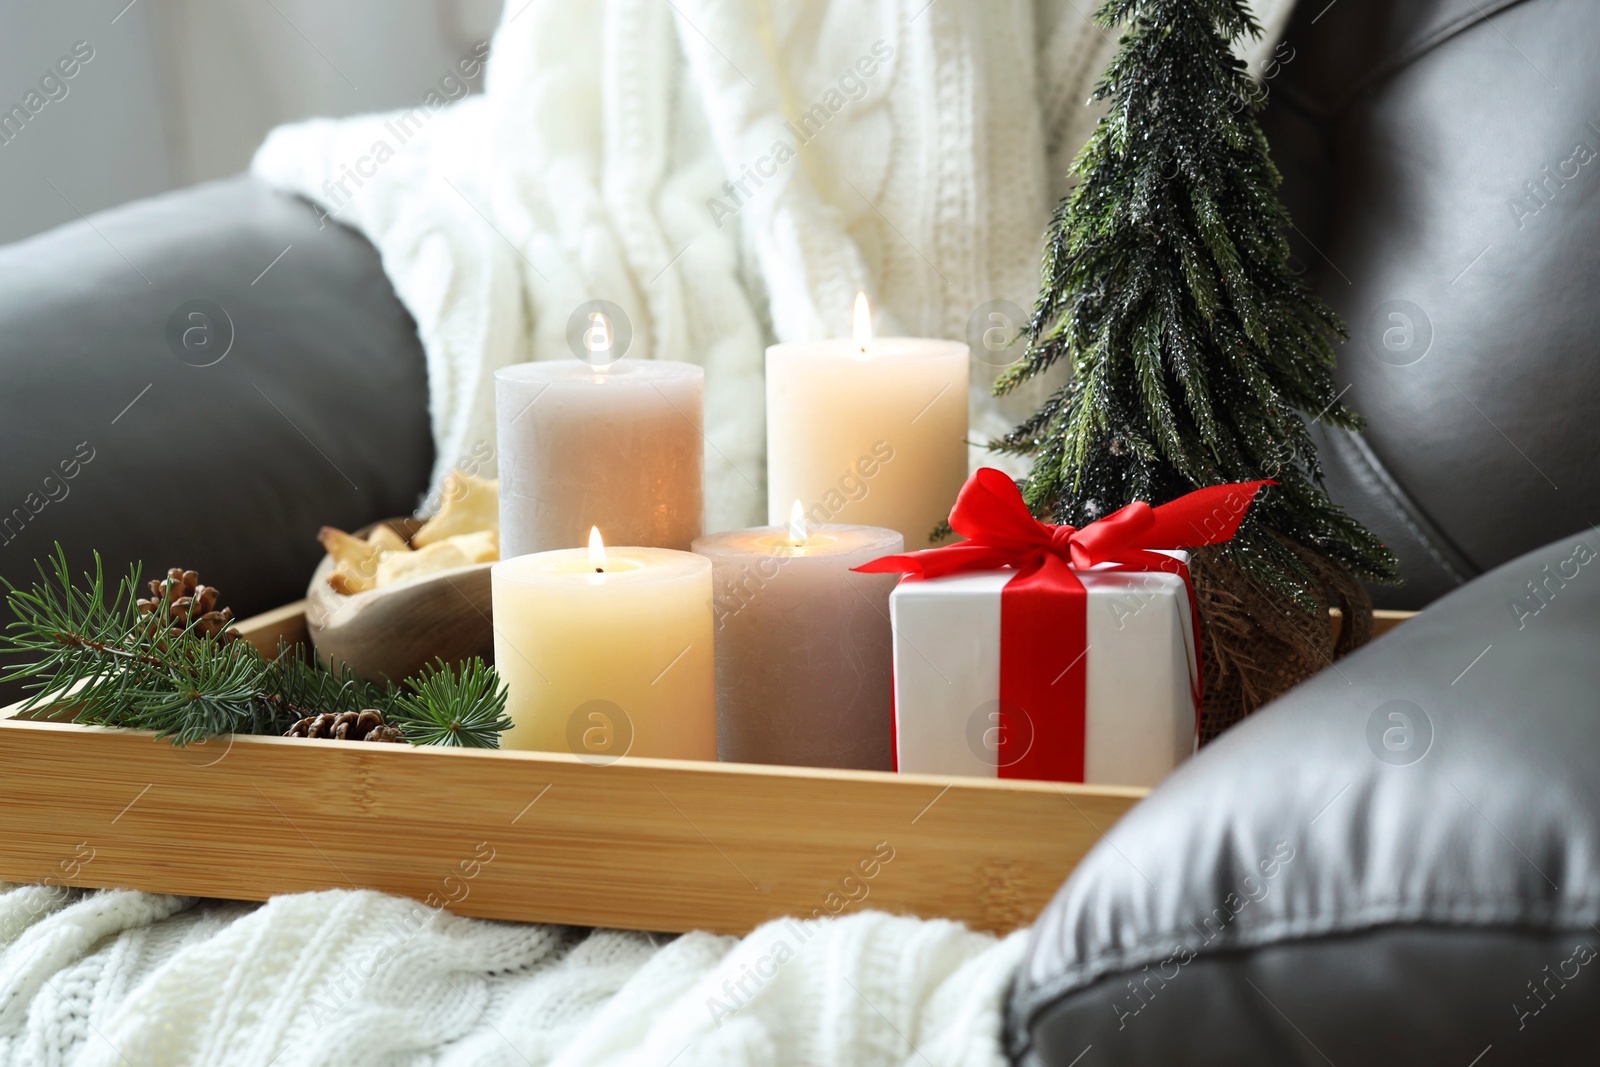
{"left": 0, "top": 1, "right": 175, "bottom": 245}
{"left": 0, "top": 0, "right": 501, "bottom": 246}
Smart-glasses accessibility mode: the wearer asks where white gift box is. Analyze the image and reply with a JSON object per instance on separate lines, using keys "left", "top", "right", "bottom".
{"left": 888, "top": 552, "right": 1198, "bottom": 787}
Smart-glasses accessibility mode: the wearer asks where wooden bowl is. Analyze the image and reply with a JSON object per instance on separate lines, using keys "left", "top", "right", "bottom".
{"left": 304, "top": 518, "right": 495, "bottom": 684}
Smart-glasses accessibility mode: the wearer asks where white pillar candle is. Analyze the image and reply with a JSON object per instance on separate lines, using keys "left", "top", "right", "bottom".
{"left": 495, "top": 360, "right": 705, "bottom": 557}
{"left": 766, "top": 294, "right": 969, "bottom": 548}
{"left": 491, "top": 530, "right": 717, "bottom": 761}
{"left": 692, "top": 504, "right": 902, "bottom": 770}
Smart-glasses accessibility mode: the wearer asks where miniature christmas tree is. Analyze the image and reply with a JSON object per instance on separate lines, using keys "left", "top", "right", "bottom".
{"left": 994, "top": 0, "right": 1398, "bottom": 728}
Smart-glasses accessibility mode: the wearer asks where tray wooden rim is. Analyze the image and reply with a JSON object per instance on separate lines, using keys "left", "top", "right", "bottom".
{"left": 0, "top": 602, "right": 1412, "bottom": 935}
{"left": 0, "top": 714, "right": 1149, "bottom": 797}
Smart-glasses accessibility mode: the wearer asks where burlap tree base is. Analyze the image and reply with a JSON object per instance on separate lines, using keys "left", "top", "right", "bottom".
{"left": 1192, "top": 542, "right": 1374, "bottom": 743}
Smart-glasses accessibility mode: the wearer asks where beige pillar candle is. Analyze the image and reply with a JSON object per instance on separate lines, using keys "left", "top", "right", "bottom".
{"left": 766, "top": 294, "right": 969, "bottom": 548}
{"left": 495, "top": 359, "right": 704, "bottom": 558}
{"left": 491, "top": 529, "right": 716, "bottom": 762}
{"left": 693, "top": 504, "right": 902, "bottom": 770}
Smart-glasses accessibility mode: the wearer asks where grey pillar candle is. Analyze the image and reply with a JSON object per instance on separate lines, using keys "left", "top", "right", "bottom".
{"left": 692, "top": 510, "right": 902, "bottom": 769}
{"left": 495, "top": 360, "right": 705, "bottom": 557}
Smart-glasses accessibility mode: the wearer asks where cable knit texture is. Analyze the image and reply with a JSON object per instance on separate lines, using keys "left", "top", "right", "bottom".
{"left": 0, "top": 884, "right": 1025, "bottom": 1066}
{"left": 249, "top": 0, "right": 1291, "bottom": 525}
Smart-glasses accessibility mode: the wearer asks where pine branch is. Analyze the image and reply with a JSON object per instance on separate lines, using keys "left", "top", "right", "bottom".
{"left": 259, "top": 645, "right": 389, "bottom": 729}
{"left": 3, "top": 547, "right": 513, "bottom": 749}
{"left": 387, "top": 658, "right": 511, "bottom": 748}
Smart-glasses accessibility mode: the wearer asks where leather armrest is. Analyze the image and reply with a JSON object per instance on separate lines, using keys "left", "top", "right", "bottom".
{"left": 1009, "top": 530, "right": 1600, "bottom": 1064}
{"left": 0, "top": 175, "right": 431, "bottom": 699}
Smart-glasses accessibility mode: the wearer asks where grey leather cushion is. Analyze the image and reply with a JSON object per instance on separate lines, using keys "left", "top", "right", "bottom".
{"left": 0, "top": 175, "right": 431, "bottom": 700}
{"left": 1261, "top": 0, "right": 1600, "bottom": 609}
{"left": 1008, "top": 530, "right": 1600, "bottom": 1064}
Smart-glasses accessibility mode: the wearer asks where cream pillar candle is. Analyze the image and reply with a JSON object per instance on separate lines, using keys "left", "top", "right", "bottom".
{"left": 495, "top": 359, "right": 704, "bottom": 557}
{"left": 692, "top": 505, "right": 902, "bottom": 770}
{"left": 766, "top": 294, "right": 969, "bottom": 548}
{"left": 491, "top": 530, "right": 716, "bottom": 762}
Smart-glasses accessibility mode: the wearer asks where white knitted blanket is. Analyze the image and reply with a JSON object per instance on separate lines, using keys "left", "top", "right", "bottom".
{"left": 250, "top": 0, "right": 1293, "bottom": 527}
{"left": 0, "top": 885, "right": 1024, "bottom": 1066}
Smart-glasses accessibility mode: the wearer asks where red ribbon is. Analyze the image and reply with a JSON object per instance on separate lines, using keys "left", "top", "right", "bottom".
{"left": 855, "top": 469, "right": 1273, "bottom": 780}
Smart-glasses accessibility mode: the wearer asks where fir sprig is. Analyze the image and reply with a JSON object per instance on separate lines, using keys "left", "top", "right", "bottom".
{"left": 1, "top": 547, "right": 510, "bottom": 748}
{"left": 260, "top": 644, "right": 391, "bottom": 722}
{"left": 0, "top": 547, "right": 277, "bottom": 743}
{"left": 387, "top": 658, "right": 511, "bottom": 748}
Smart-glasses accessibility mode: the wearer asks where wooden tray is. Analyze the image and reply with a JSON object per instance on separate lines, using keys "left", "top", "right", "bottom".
{"left": 0, "top": 604, "right": 1412, "bottom": 935}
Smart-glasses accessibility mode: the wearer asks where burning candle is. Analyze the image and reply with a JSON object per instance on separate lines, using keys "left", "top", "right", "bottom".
{"left": 495, "top": 322, "right": 704, "bottom": 557}
{"left": 692, "top": 503, "right": 902, "bottom": 769}
{"left": 491, "top": 528, "right": 716, "bottom": 761}
{"left": 766, "top": 293, "right": 969, "bottom": 548}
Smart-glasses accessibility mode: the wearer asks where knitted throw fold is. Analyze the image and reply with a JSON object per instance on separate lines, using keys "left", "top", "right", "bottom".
{"left": 0, "top": 885, "right": 1024, "bottom": 1066}
{"left": 249, "top": 0, "right": 1293, "bottom": 529}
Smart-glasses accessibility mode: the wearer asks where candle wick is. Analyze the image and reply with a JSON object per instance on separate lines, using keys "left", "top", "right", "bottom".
{"left": 595, "top": 566, "right": 604, "bottom": 574}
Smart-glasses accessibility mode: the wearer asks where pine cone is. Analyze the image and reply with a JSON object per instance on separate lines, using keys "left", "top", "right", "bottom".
{"left": 136, "top": 568, "right": 237, "bottom": 643}
{"left": 285, "top": 708, "right": 405, "bottom": 743}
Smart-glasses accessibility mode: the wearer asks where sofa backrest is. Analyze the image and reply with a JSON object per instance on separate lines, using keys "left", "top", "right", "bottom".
{"left": 1260, "top": 0, "right": 1600, "bottom": 609}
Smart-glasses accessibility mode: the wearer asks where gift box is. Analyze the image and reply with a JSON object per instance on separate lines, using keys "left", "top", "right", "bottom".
{"left": 857, "top": 469, "right": 1273, "bottom": 788}
{"left": 888, "top": 555, "right": 1196, "bottom": 786}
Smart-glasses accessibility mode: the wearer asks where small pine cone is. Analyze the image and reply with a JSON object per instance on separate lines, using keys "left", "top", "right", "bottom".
{"left": 285, "top": 709, "right": 401, "bottom": 742}
{"left": 136, "top": 567, "right": 237, "bottom": 643}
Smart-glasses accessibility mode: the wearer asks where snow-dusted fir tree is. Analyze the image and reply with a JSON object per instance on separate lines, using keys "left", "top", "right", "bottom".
{"left": 995, "top": 0, "right": 1397, "bottom": 723}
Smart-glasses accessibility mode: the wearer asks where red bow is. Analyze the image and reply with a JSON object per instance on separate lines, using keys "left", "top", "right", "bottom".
{"left": 856, "top": 469, "right": 1273, "bottom": 781}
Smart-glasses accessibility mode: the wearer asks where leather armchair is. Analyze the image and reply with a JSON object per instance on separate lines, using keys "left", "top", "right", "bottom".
{"left": 1, "top": 16, "right": 1596, "bottom": 1058}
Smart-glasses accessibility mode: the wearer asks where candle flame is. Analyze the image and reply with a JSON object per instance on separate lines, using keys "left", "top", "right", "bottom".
{"left": 852, "top": 291, "right": 872, "bottom": 352}
{"left": 788, "top": 499, "right": 809, "bottom": 545}
{"left": 584, "top": 311, "right": 613, "bottom": 366}
{"left": 588, "top": 526, "right": 607, "bottom": 571}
